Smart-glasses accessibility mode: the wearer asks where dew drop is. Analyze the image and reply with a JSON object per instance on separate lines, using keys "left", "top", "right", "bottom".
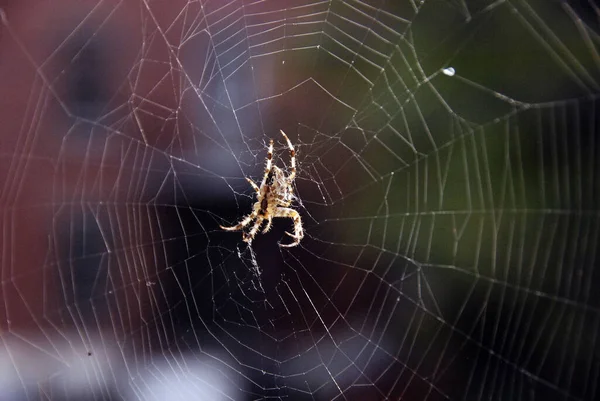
{"left": 442, "top": 67, "right": 455, "bottom": 76}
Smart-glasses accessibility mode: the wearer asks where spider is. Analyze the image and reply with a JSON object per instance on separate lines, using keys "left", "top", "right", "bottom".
{"left": 220, "top": 130, "right": 304, "bottom": 247}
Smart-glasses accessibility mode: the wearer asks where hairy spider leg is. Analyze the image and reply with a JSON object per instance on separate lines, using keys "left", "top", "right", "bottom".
{"left": 243, "top": 215, "right": 265, "bottom": 243}
{"left": 276, "top": 193, "right": 293, "bottom": 207}
{"left": 262, "top": 217, "right": 273, "bottom": 234}
{"left": 246, "top": 177, "right": 260, "bottom": 192}
{"left": 280, "top": 130, "right": 296, "bottom": 182}
{"left": 277, "top": 207, "right": 304, "bottom": 247}
{"left": 220, "top": 210, "right": 258, "bottom": 231}
{"left": 260, "top": 139, "right": 274, "bottom": 188}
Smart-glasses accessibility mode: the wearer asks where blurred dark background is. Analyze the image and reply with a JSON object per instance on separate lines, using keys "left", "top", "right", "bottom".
{"left": 1, "top": 0, "right": 599, "bottom": 400}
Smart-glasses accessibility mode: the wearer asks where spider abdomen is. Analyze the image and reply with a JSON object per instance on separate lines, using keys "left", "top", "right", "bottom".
{"left": 260, "top": 198, "right": 269, "bottom": 213}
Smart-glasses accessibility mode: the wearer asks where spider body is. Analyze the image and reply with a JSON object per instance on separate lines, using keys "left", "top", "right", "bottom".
{"left": 220, "top": 130, "right": 303, "bottom": 247}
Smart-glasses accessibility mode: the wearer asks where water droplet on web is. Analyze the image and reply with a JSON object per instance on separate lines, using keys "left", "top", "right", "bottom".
{"left": 442, "top": 67, "right": 455, "bottom": 76}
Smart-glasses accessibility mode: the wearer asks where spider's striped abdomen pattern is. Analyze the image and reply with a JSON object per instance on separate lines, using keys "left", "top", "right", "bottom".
{"left": 220, "top": 130, "right": 303, "bottom": 247}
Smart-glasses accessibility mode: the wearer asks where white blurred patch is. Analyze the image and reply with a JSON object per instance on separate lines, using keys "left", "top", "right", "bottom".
{"left": 0, "top": 332, "right": 123, "bottom": 399}
{"left": 130, "top": 353, "right": 242, "bottom": 401}
{"left": 442, "top": 67, "right": 456, "bottom": 76}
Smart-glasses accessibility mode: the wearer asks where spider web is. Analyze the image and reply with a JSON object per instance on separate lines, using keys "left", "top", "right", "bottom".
{"left": 1, "top": 0, "right": 599, "bottom": 400}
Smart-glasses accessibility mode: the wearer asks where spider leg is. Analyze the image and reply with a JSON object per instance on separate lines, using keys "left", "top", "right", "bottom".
{"left": 260, "top": 139, "right": 274, "bottom": 187}
{"left": 220, "top": 211, "right": 257, "bottom": 231}
{"left": 276, "top": 207, "right": 303, "bottom": 247}
{"left": 262, "top": 217, "right": 273, "bottom": 233}
{"left": 246, "top": 177, "right": 260, "bottom": 192}
{"left": 280, "top": 130, "right": 296, "bottom": 182}
{"left": 243, "top": 215, "right": 264, "bottom": 244}
{"left": 276, "top": 193, "right": 293, "bottom": 208}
